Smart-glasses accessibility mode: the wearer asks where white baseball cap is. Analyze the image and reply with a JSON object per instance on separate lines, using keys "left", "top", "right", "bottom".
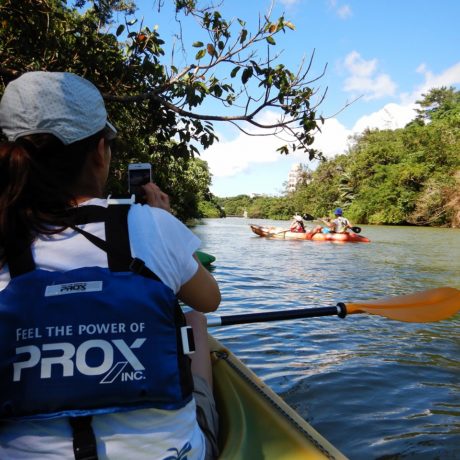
{"left": 0, "top": 71, "right": 117, "bottom": 145}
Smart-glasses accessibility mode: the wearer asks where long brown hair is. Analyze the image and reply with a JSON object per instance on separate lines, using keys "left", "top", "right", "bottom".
{"left": 0, "top": 130, "right": 107, "bottom": 264}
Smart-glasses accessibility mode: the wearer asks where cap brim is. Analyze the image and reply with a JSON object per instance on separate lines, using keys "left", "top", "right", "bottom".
{"left": 105, "top": 120, "right": 117, "bottom": 140}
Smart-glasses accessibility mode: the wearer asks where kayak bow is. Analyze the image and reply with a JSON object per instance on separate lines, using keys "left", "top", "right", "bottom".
{"left": 210, "top": 335, "right": 347, "bottom": 459}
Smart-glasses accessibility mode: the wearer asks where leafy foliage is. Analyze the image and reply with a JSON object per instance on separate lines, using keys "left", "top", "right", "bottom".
{"left": 214, "top": 194, "right": 294, "bottom": 220}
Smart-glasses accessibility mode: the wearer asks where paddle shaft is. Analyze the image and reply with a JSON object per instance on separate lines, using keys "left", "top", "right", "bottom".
{"left": 207, "top": 287, "right": 460, "bottom": 326}
{"left": 207, "top": 305, "right": 346, "bottom": 327}
{"left": 270, "top": 229, "right": 290, "bottom": 235}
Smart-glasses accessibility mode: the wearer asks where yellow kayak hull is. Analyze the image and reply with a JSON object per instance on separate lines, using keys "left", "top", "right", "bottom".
{"left": 209, "top": 336, "right": 347, "bottom": 460}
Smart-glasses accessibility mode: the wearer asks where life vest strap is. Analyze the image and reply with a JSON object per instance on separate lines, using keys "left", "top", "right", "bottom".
{"left": 69, "top": 416, "right": 98, "bottom": 460}
{"left": 68, "top": 206, "right": 160, "bottom": 281}
{"left": 105, "top": 204, "right": 132, "bottom": 272}
{"left": 6, "top": 243, "right": 35, "bottom": 278}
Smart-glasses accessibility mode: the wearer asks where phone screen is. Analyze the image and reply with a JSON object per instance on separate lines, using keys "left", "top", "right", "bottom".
{"left": 129, "top": 168, "right": 151, "bottom": 198}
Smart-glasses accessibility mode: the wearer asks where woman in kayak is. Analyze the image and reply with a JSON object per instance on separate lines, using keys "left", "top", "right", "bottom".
{"left": 289, "top": 215, "right": 328, "bottom": 238}
{"left": 0, "top": 72, "right": 220, "bottom": 459}
{"left": 289, "top": 214, "right": 306, "bottom": 232}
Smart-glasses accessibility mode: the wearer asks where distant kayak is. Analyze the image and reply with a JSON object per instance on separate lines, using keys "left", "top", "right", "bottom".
{"left": 250, "top": 224, "right": 371, "bottom": 243}
{"left": 195, "top": 250, "right": 216, "bottom": 265}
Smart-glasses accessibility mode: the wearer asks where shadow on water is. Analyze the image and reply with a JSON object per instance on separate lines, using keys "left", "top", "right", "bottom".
{"left": 193, "top": 218, "right": 460, "bottom": 459}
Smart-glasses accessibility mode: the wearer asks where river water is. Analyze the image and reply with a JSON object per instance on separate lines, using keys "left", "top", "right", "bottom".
{"left": 192, "top": 218, "right": 460, "bottom": 460}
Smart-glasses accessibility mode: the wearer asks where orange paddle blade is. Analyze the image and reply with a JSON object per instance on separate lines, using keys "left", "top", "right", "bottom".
{"left": 346, "top": 287, "right": 460, "bottom": 322}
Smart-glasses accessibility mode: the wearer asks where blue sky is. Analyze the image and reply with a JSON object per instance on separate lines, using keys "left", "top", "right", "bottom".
{"left": 133, "top": 0, "right": 460, "bottom": 197}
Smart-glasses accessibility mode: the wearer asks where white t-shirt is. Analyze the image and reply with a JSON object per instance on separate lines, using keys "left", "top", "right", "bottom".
{"left": 0, "top": 199, "right": 206, "bottom": 460}
{"left": 332, "top": 216, "right": 350, "bottom": 233}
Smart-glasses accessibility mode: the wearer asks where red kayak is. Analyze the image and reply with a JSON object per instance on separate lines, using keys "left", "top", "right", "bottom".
{"left": 250, "top": 224, "right": 371, "bottom": 243}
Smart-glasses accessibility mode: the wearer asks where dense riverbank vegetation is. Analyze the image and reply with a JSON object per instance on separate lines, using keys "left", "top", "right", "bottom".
{"left": 209, "top": 88, "right": 460, "bottom": 227}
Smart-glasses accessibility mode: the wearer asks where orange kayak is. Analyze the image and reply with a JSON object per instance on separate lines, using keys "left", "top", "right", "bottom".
{"left": 250, "top": 224, "right": 371, "bottom": 243}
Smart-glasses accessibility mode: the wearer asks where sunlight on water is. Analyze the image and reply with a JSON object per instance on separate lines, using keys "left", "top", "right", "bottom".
{"left": 193, "top": 218, "right": 460, "bottom": 459}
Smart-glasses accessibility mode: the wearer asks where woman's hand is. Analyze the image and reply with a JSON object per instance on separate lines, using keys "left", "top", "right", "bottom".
{"left": 142, "top": 182, "right": 171, "bottom": 212}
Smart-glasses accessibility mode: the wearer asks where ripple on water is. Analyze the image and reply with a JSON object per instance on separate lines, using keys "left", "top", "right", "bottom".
{"left": 282, "top": 361, "right": 460, "bottom": 460}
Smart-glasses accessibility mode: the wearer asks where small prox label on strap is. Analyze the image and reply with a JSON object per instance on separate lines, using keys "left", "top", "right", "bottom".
{"left": 45, "top": 281, "right": 103, "bottom": 297}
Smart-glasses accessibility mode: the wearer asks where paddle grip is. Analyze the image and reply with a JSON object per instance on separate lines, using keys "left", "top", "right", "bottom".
{"left": 336, "top": 303, "right": 347, "bottom": 318}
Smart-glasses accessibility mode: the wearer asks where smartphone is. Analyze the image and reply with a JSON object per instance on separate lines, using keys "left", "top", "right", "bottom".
{"left": 128, "top": 163, "right": 152, "bottom": 200}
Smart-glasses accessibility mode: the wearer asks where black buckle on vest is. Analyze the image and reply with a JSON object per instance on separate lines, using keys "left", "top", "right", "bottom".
{"left": 129, "top": 257, "right": 146, "bottom": 274}
{"left": 129, "top": 257, "right": 161, "bottom": 281}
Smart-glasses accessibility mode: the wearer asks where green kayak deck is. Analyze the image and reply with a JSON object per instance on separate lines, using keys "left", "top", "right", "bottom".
{"left": 209, "top": 336, "right": 347, "bottom": 460}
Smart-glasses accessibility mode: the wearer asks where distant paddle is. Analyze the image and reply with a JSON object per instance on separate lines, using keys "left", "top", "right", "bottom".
{"left": 207, "top": 287, "right": 460, "bottom": 326}
{"left": 268, "top": 229, "right": 290, "bottom": 236}
{"left": 250, "top": 225, "right": 290, "bottom": 237}
{"left": 302, "top": 213, "right": 362, "bottom": 233}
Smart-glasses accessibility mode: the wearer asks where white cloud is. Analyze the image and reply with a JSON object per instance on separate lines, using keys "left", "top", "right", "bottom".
{"left": 416, "top": 63, "right": 427, "bottom": 75}
{"left": 200, "top": 131, "right": 282, "bottom": 178}
{"left": 352, "top": 103, "right": 416, "bottom": 132}
{"left": 278, "top": 0, "right": 302, "bottom": 7}
{"left": 414, "top": 61, "right": 460, "bottom": 96}
{"left": 200, "top": 111, "right": 287, "bottom": 178}
{"left": 337, "top": 5, "right": 352, "bottom": 19}
{"left": 343, "top": 51, "right": 376, "bottom": 77}
{"left": 311, "top": 103, "right": 416, "bottom": 158}
{"left": 327, "top": 0, "right": 352, "bottom": 19}
{"left": 312, "top": 118, "right": 351, "bottom": 157}
{"left": 331, "top": 62, "right": 460, "bottom": 145}
{"left": 342, "top": 51, "right": 397, "bottom": 100}
{"left": 399, "top": 61, "right": 460, "bottom": 106}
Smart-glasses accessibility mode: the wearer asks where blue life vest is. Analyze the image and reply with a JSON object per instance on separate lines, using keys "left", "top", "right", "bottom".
{"left": 0, "top": 204, "right": 194, "bottom": 421}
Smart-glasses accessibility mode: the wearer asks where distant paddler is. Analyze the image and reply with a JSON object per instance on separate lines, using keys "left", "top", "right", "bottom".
{"left": 323, "top": 208, "right": 353, "bottom": 233}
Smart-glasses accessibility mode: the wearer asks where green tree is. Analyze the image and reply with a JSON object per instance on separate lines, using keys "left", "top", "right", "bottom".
{"left": 415, "top": 86, "right": 460, "bottom": 122}
{"left": 288, "top": 87, "right": 460, "bottom": 226}
{"left": 214, "top": 195, "right": 251, "bottom": 217}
